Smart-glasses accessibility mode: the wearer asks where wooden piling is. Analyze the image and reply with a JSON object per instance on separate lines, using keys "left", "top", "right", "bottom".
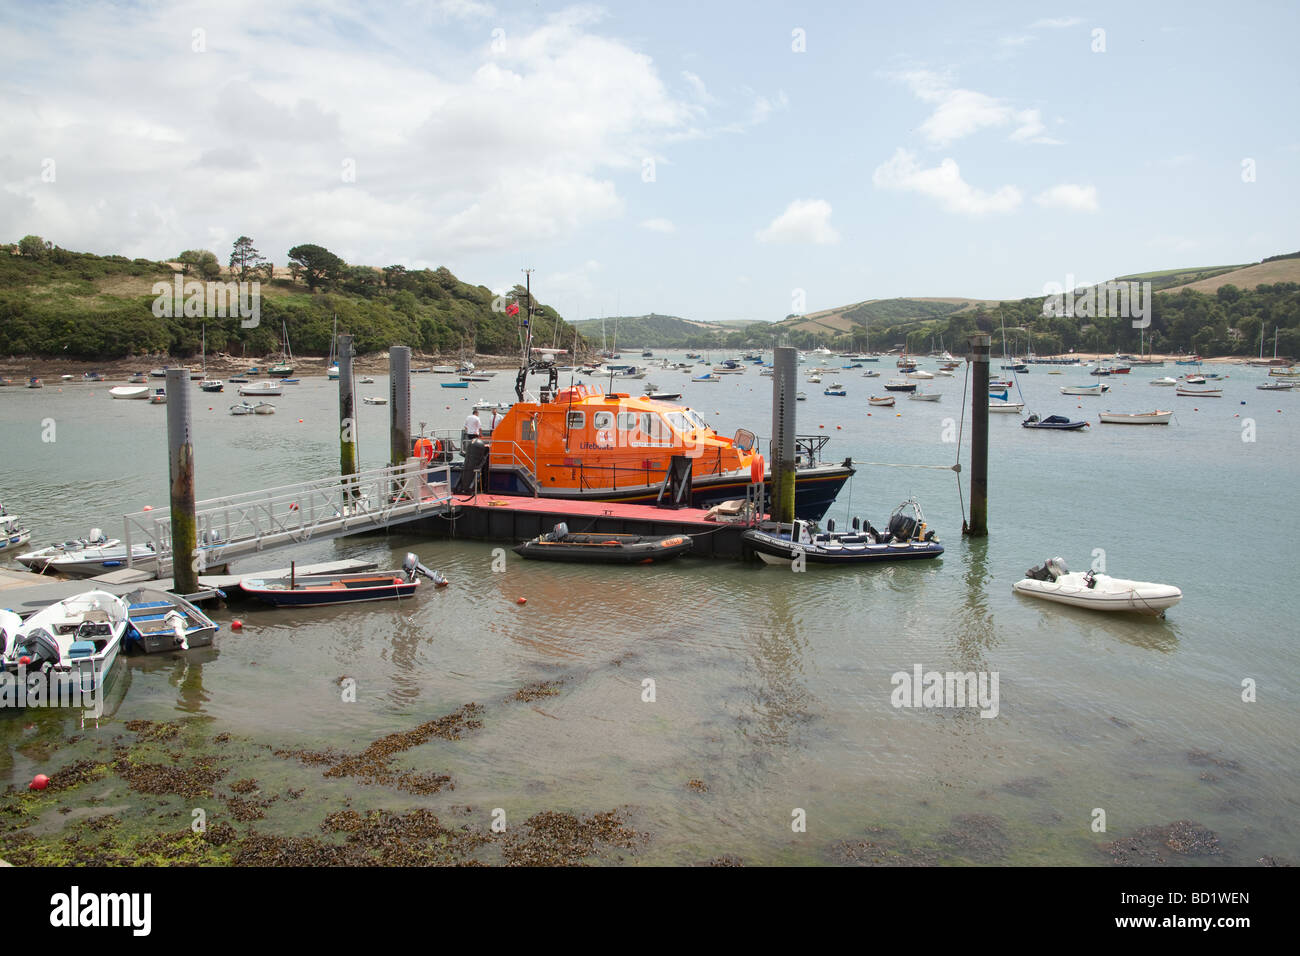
{"left": 165, "top": 368, "right": 198, "bottom": 591}
{"left": 389, "top": 346, "right": 411, "bottom": 467}
{"left": 965, "top": 332, "right": 991, "bottom": 536}
{"left": 338, "top": 333, "right": 357, "bottom": 494}
{"left": 770, "top": 346, "right": 798, "bottom": 523}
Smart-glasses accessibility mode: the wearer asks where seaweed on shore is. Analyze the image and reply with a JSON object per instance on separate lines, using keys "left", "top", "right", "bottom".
{"left": 1102, "top": 820, "right": 1222, "bottom": 865}
{"left": 274, "top": 703, "right": 482, "bottom": 795}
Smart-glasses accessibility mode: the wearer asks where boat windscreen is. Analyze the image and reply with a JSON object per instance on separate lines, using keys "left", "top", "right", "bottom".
{"left": 663, "top": 411, "right": 693, "bottom": 433}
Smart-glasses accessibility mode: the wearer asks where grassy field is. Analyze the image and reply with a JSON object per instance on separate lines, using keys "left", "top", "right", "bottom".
{"left": 1162, "top": 258, "right": 1300, "bottom": 293}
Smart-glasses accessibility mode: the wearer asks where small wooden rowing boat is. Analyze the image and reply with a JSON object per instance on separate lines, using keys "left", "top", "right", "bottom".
{"left": 868, "top": 396, "right": 895, "bottom": 407}
{"left": 122, "top": 587, "right": 218, "bottom": 653}
{"left": 1098, "top": 410, "right": 1172, "bottom": 424}
{"left": 238, "top": 555, "right": 446, "bottom": 606}
{"left": 1176, "top": 386, "right": 1222, "bottom": 397}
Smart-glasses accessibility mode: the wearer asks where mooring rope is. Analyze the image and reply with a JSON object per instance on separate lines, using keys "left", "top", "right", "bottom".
{"left": 847, "top": 460, "right": 959, "bottom": 471}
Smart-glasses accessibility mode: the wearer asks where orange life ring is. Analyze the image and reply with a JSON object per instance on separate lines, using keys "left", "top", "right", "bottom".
{"left": 414, "top": 438, "right": 434, "bottom": 463}
{"left": 750, "top": 453, "right": 764, "bottom": 485}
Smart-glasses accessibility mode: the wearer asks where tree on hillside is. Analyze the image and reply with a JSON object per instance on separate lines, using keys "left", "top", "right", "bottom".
{"left": 18, "top": 235, "right": 51, "bottom": 259}
{"left": 383, "top": 264, "right": 406, "bottom": 288}
{"left": 288, "top": 244, "right": 345, "bottom": 291}
{"left": 177, "top": 249, "right": 221, "bottom": 280}
{"left": 229, "top": 236, "right": 268, "bottom": 281}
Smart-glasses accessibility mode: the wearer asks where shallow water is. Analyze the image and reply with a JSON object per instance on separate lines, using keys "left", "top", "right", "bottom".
{"left": 1, "top": 360, "right": 1296, "bottom": 864}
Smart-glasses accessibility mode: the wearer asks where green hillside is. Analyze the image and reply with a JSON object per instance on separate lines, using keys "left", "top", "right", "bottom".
{"left": 570, "top": 313, "right": 752, "bottom": 349}
{"left": 1115, "top": 264, "right": 1251, "bottom": 291}
{"left": 0, "top": 236, "right": 581, "bottom": 360}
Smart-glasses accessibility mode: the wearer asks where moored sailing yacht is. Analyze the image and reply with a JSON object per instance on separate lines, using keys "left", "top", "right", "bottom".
{"left": 268, "top": 320, "right": 295, "bottom": 377}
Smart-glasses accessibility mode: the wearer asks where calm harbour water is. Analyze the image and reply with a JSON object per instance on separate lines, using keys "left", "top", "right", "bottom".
{"left": 1, "top": 359, "right": 1297, "bottom": 864}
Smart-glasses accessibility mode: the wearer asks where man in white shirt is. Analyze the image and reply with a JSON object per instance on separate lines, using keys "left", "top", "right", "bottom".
{"left": 464, "top": 410, "right": 482, "bottom": 450}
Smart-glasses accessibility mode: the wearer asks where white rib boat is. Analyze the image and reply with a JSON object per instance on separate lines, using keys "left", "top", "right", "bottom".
{"left": 1151, "top": 377, "right": 1177, "bottom": 386}
{"left": 109, "top": 385, "right": 150, "bottom": 400}
{"left": 1013, "top": 558, "right": 1181, "bottom": 616}
{"left": 239, "top": 381, "right": 283, "bottom": 397}
{"left": 1098, "top": 409, "right": 1172, "bottom": 424}
{"left": 988, "top": 401, "right": 1024, "bottom": 414}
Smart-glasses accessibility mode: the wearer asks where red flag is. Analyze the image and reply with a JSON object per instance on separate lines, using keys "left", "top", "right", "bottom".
{"left": 506, "top": 302, "right": 520, "bottom": 316}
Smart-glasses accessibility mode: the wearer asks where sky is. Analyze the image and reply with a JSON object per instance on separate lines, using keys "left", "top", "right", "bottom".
{"left": 1, "top": 0, "right": 1297, "bottom": 323}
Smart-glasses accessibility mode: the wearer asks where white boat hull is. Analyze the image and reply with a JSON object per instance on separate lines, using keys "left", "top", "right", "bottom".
{"left": 988, "top": 402, "right": 1024, "bottom": 413}
{"left": 1098, "top": 410, "right": 1172, "bottom": 424}
{"left": 109, "top": 386, "right": 150, "bottom": 400}
{"left": 1013, "top": 572, "right": 1181, "bottom": 615}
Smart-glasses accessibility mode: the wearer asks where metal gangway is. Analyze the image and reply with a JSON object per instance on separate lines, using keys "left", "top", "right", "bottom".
{"left": 120, "top": 460, "right": 453, "bottom": 576}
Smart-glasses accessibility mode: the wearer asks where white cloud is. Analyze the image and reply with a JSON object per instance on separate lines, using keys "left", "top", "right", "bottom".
{"left": 0, "top": 2, "right": 698, "bottom": 262}
{"left": 755, "top": 199, "right": 840, "bottom": 244}
{"left": 681, "top": 71, "right": 715, "bottom": 104}
{"left": 1031, "top": 16, "right": 1084, "bottom": 29}
{"left": 872, "top": 148, "right": 1023, "bottom": 216}
{"left": 1000, "top": 35, "right": 1035, "bottom": 47}
{"left": 892, "top": 70, "right": 1062, "bottom": 146}
{"left": 1034, "top": 183, "right": 1099, "bottom": 212}
{"left": 640, "top": 218, "right": 675, "bottom": 233}
{"left": 747, "top": 89, "right": 789, "bottom": 125}
{"left": 434, "top": 0, "right": 496, "bottom": 20}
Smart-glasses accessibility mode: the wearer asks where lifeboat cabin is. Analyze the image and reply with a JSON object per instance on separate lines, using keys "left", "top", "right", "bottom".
{"left": 441, "top": 382, "right": 852, "bottom": 520}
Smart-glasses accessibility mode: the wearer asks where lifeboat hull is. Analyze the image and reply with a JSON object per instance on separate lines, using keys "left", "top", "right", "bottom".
{"left": 449, "top": 462, "right": 853, "bottom": 521}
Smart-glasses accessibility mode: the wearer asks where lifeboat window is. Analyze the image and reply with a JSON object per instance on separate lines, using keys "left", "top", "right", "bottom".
{"left": 664, "top": 411, "right": 691, "bottom": 433}
{"left": 521, "top": 419, "right": 536, "bottom": 441}
{"left": 592, "top": 411, "right": 614, "bottom": 430}
{"left": 617, "top": 411, "right": 638, "bottom": 431}
{"left": 643, "top": 414, "right": 672, "bottom": 441}
{"left": 566, "top": 411, "right": 585, "bottom": 430}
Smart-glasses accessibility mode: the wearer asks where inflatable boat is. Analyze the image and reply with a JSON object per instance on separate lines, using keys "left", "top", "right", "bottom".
{"left": 743, "top": 498, "right": 943, "bottom": 566}
{"left": 513, "top": 523, "right": 694, "bottom": 564}
{"left": 1013, "top": 557, "right": 1182, "bottom": 616}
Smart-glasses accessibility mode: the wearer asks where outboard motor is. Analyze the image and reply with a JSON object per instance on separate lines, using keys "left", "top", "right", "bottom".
{"left": 888, "top": 512, "right": 918, "bottom": 542}
{"left": 401, "top": 552, "right": 443, "bottom": 584}
{"left": 1026, "top": 557, "right": 1068, "bottom": 581}
{"left": 547, "top": 523, "right": 569, "bottom": 542}
{"left": 15, "top": 628, "right": 61, "bottom": 673}
{"left": 89, "top": 528, "right": 105, "bottom": 545}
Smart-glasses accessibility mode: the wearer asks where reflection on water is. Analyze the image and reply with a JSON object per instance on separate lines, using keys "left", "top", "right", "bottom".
{"left": 3, "top": 368, "right": 1298, "bottom": 863}
{"left": 954, "top": 535, "right": 996, "bottom": 672}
